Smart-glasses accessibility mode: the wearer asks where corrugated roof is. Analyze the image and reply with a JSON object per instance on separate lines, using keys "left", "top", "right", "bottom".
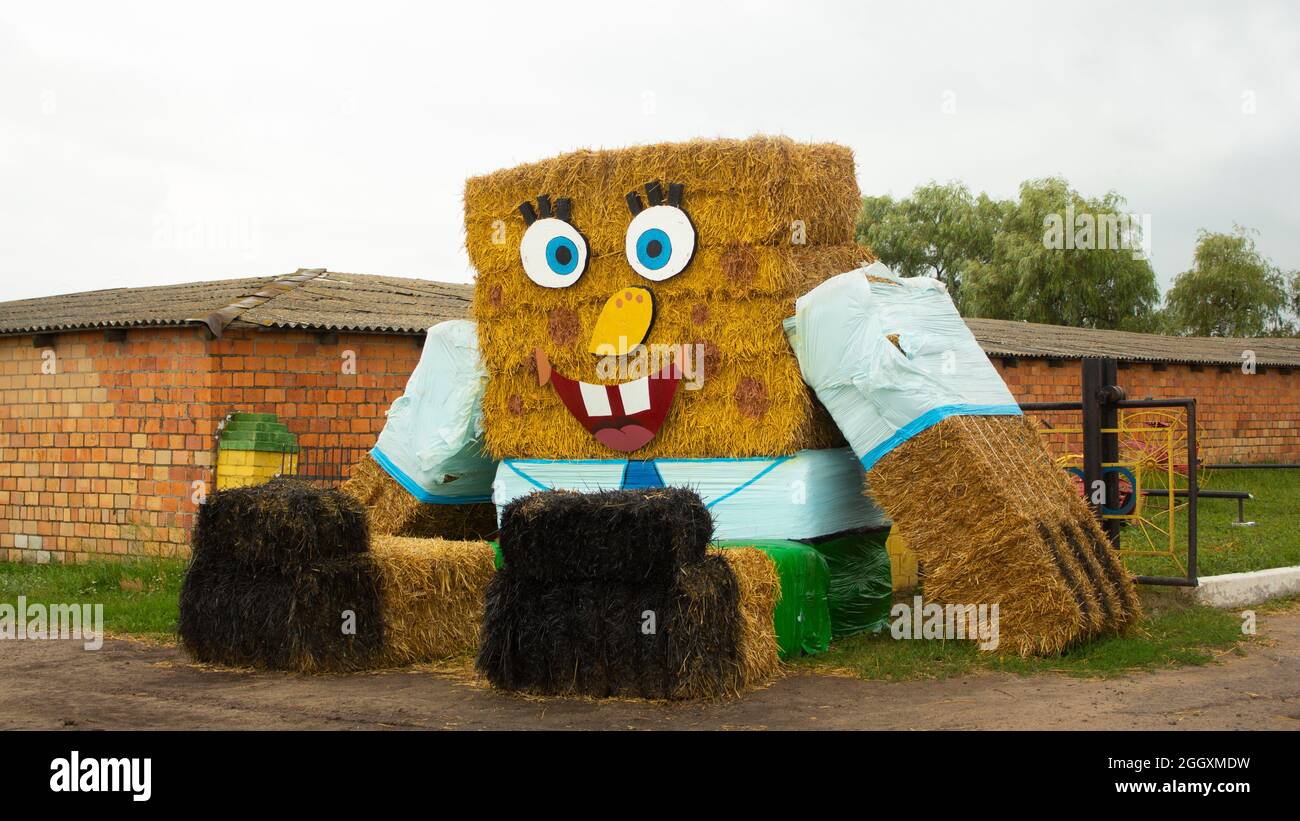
{"left": 232, "top": 271, "right": 476, "bottom": 334}
{"left": 0, "top": 269, "right": 475, "bottom": 338}
{"left": 966, "top": 317, "right": 1300, "bottom": 368}
{"left": 0, "top": 275, "right": 282, "bottom": 335}
{"left": 1, "top": 272, "right": 1297, "bottom": 368}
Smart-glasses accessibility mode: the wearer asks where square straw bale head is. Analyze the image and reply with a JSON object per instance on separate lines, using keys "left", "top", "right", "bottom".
{"left": 464, "top": 136, "right": 873, "bottom": 459}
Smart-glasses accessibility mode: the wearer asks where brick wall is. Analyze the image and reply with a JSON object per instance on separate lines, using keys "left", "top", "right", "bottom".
{"left": 0, "top": 326, "right": 421, "bottom": 563}
{"left": 0, "top": 328, "right": 213, "bottom": 563}
{"left": 995, "top": 358, "right": 1300, "bottom": 464}
{"left": 206, "top": 328, "right": 421, "bottom": 451}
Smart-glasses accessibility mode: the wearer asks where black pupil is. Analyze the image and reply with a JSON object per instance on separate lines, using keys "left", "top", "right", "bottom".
{"left": 555, "top": 245, "right": 572, "bottom": 266}
{"left": 646, "top": 239, "right": 663, "bottom": 258}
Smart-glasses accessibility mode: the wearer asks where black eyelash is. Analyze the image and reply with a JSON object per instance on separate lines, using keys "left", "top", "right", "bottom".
{"left": 519, "top": 195, "right": 575, "bottom": 226}
{"left": 625, "top": 181, "right": 686, "bottom": 215}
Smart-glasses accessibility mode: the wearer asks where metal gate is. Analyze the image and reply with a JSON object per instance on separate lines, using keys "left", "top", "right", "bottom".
{"left": 285, "top": 444, "right": 369, "bottom": 488}
{"left": 1020, "top": 358, "right": 1199, "bottom": 587}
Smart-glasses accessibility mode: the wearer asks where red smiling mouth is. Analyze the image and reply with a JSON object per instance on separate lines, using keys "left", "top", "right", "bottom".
{"left": 535, "top": 348, "right": 682, "bottom": 453}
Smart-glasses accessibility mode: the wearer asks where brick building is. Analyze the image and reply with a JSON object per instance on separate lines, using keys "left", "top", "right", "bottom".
{"left": 974, "top": 319, "right": 1300, "bottom": 465}
{"left": 1, "top": 269, "right": 1298, "bottom": 563}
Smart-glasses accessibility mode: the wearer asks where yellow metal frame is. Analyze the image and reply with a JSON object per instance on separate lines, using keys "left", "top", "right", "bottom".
{"left": 1040, "top": 410, "right": 1189, "bottom": 577}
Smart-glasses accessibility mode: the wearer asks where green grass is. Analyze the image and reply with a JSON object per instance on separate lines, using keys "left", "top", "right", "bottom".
{"left": 1258, "top": 593, "right": 1300, "bottom": 613}
{"left": 793, "top": 589, "right": 1249, "bottom": 681}
{"left": 1120, "top": 468, "right": 1300, "bottom": 578}
{"left": 0, "top": 558, "right": 186, "bottom": 641}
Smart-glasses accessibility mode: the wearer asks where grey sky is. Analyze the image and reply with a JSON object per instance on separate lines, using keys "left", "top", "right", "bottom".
{"left": 1, "top": 0, "right": 1296, "bottom": 303}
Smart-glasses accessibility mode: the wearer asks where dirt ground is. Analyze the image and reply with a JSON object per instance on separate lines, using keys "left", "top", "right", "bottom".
{"left": 3, "top": 612, "right": 1298, "bottom": 730}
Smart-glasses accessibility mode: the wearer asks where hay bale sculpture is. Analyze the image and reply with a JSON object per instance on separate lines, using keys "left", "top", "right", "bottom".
{"left": 458, "top": 135, "right": 1134, "bottom": 665}
{"left": 462, "top": 137, "right": 904, "bottom": 690}
{"left": 186, "top": 136, "right": 1137, "bottom": 684}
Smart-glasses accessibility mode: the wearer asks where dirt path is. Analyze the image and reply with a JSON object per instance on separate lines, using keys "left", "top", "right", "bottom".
{"left": 3, "top": 612, "right": 1298, "bottom": 730}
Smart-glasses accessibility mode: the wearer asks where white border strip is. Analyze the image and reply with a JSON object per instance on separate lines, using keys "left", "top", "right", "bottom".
{"left": 1191, "top": 566, "right": 1300, "bottom": 608}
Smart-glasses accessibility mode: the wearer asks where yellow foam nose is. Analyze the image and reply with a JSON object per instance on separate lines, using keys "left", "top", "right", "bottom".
{"left": 588, "top": 287, "right": 654, "bottom": 356}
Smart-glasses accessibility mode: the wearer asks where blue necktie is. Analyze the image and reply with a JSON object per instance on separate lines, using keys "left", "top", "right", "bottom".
{"left": 621, "top": 459, "right": 664, "bottom": 489}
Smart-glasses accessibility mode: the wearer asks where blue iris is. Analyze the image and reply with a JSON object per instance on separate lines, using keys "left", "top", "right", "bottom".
{"left": 545, "top": 235, "right": 580, "bottom": 276}
{"left": 635, "top": 228, "right": 672, "bottom": 270}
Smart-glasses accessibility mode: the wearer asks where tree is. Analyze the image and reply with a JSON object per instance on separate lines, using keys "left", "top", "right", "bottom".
{"left": 961, "top": 178, "right": 1160, "bottom": 331}
{"left": 855, "top": 182, "right": 1006, "bottom": 309}
{"left": 1289, "top": 270, "right": 1300, "bottom": 331}
{"left": 1162, "top": 227, "right": 1294, "bottom": 337}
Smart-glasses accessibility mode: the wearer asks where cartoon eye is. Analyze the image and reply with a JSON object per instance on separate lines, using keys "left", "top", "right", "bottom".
{"left": 518, "top": 196, "right": 587, "bottom": 289}
{"left": 624, "top": 182, "right": 695, "bottom": 282}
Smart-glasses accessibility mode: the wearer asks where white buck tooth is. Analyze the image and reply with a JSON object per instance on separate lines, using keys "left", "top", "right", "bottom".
{"left": 619, "top": 377, "right": 651, "bottom": 415}
{"left": 578, "top": 381, "right": 612, "bottom": 417}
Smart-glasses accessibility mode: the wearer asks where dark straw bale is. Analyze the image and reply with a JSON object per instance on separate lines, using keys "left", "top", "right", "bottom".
{"left": 179, "top": 479, "right": 385, "bottom": 672}
{"left": 498, "top": 487, "right": 714, "bottom": 584}
{"left": 478, "top": 488, "right": 754, "bottom": 700}
{"left": 191, "top": 477, "right": 370, "bottom": 571}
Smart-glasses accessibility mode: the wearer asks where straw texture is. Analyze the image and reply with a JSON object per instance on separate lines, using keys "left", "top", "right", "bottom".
{"left": 341, "top": 453, "right": 498, "bottom": 541}
{"left": 866, "top": 415, "right": 1139, "bottom": 656}
{"left": 370, "top": 536, "right": 497, "bottom": 665}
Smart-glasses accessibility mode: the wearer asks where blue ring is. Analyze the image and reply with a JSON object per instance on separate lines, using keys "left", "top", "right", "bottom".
{"left": 1103, "top": 466, "right": 1138, "bottom": 515}
{"left": 545, "top": 235, "right": 580, "bottom": 276}
{"left": 635, "top": 228, "right": 671, "bottom": 270}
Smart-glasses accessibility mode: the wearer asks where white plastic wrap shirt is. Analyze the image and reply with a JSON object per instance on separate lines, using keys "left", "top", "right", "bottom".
{"left": 785, "top": 262, "right": 1021, "bottom": 471}
{"left": 370, "top": 320, "right": 497, "bottom": 503}
{"left": 491, "top": 448, "right": 890, "bottom": 540}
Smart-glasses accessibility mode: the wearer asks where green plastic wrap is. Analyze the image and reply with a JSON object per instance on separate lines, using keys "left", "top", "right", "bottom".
{"left": 715, "top": 540, "right": 832, "bottom": 658}
{"left": 809, "top": 529, "right": 894, "bottom": 638}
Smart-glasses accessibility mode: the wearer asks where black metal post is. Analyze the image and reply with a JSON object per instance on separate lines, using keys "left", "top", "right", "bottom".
{"left": 1099, "top": 359, "right": 1122, "bottom": 549}
{"left": 1082, "top": 358, "right": 1123, "bottom": 549}
{"left": 1081, "top": 360, "right": 1103, "bottom": 525}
